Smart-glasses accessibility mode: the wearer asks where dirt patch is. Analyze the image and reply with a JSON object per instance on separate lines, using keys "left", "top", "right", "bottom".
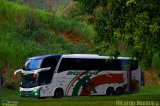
{"left": 158, "top": 81, "right": 160, "bottom": 85}
{"left": 144, "top": 70, "right": 160, "bottom": 86}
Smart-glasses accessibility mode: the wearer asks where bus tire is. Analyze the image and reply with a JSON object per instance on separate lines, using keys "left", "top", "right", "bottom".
{"left": 106, "top": 87, "right": 114, "bottom": 96}
{"left": 54, "top": 88, "right": 64, "bottom": 98}
{"left": 38, "top": 97, "right": 46, "bottom": 99}
{"left": 115, "top": 87, "right": 124, "bottom": 95}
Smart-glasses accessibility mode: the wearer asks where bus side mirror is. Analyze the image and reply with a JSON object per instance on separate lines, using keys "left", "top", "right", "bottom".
{"left": 32, "top": 67, "right": 51, "bottom": 78}
{"left": 13, "top": 69, "right": 22, "bottom": 79}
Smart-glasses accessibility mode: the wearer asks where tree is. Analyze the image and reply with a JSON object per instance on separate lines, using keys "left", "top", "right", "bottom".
{"left": 74, "top": 0, "right": 160, "bottom": 68}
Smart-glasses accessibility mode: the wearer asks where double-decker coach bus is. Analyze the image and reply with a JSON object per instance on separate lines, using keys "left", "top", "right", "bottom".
{"left": 14, "top": 54, "right": 144, "bottom": 98}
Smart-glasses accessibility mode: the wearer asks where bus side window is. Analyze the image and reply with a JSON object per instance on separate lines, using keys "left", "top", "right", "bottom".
{"left": 38, "top": 57, "right": 58, "bottom": 85}
{"left": 57, "top": 58, "right": 96, "bottom": 73}
{"left": 121, "top": 60, "right": 129, "bottom": 71}
{"left": 58, "top": 58, "right": 123, "bottom": 73}
{"left": 58, "top": 58, "right": 77, "bottom": 73}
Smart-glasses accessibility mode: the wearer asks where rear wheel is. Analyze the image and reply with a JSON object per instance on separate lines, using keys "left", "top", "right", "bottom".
{"left": 106, "top": 87, "right": 114, "bottom": 96}
{"left": 54, "top": 88, "right": 64, "bottom": 98}
{"left": 115, "top": 87, "right": 124, "bottom": 95}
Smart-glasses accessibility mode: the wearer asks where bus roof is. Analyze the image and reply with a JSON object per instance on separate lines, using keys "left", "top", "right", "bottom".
{"left": 28, "top": 54, "right": 135, "bottom": 60}
{"left": 28, "top": 55, "right": 61, "bottom": 60}
{"left": 62, "top": 54, "right": 134, "bottom": 60}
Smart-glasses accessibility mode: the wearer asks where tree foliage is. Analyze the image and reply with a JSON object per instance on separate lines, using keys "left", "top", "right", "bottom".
{"left": 74, "top": 0, "right": 160, "bottom": 68}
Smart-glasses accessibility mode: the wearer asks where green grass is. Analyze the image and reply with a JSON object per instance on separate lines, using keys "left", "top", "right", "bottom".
{"left": 0, "top": 86, "right": 160, "bottom": 106}
{"left": 0, "top": 0, "right": 94, "bottom": 68}
{"left": 0, "top": 1, "right": 94, "bottom": 94}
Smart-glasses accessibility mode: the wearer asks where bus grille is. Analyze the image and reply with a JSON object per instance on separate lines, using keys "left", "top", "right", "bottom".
{"left": 21, "top": 91, "right": 32, "bottom": 94}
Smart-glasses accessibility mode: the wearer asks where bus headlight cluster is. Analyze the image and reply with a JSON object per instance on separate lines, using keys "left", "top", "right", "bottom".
{"left": 33, "top": 89, "right": 37, "bottom": 92}
{"left": 35, "top": 93, "right": 38, "bottom": 96}
{"left": 33, "top": 89, "right": 39, "bottom": 96}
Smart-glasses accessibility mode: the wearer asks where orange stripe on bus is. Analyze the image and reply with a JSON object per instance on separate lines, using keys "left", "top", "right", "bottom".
{"left": 80, "top": 73, "right": 124, "bottom": 96}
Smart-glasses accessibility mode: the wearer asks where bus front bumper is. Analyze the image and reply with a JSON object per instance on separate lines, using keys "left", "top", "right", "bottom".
{"left": 20, "top": 89, "right": 40, "bottom": 97}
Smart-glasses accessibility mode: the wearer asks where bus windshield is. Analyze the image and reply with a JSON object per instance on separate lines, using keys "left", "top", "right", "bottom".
{"left": 21, "top": 56, "right": 60, "bottom": 88}
{"left": 24, "top": 59, "right": 42, "bottom": 71}
{"left": 21, "top": 74, "right": 37, "bottom": 88}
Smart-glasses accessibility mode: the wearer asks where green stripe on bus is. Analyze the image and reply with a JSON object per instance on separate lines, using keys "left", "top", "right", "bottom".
{"left": 72, "top": 70, "right": 103, "bottom": 96}
{"left": 72, "top": 80, "right": 82, "bottom": 96}
{"left": 65, "top": 75, "right": 78, "bottom": 95}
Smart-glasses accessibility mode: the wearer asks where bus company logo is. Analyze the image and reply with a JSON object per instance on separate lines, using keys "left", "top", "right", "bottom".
{"left": 1, "top": 100, "right": 18, "bottom": 106}
{"left": 67, "top": 71, "right": 98, "bottom": 75}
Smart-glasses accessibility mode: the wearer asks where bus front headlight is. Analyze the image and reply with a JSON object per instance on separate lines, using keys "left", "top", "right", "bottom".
{"left": 33, "top": 89, "right": 39, "bottom": 96}
{"left": 33, "top": 89, "right": 37, "bottom": 92}
{"left": 35, "top": 93, "right": 38, "bottom": 96}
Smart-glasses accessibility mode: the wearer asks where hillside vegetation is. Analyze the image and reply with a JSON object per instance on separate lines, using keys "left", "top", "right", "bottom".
{"left": 6, "top": 0, "right": 160, "bottom": 71}
{"left": 8, "top": 0, "right": 73, "bottom": 10}
{"left": 0, "top": 0, "right": 160, "bottom": 89}
{"left": 0, "top": 0, "right": 94, "bottom": 69}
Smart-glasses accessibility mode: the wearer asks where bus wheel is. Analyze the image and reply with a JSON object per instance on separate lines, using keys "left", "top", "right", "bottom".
{"left": 115, "top": 87, "right": 124, "bottom": 95}
{"left": 54, "top": 88, "right": 64, "bottom": 98}
{"left": 106, "top": 87, "right": 114, "bottom": 96}
{"left": 38, "top": 97, "right": 46, "bottom": 99}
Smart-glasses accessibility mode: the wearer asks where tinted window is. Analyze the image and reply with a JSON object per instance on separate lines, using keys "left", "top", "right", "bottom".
{"left": 58, "top": 58, "right": 123, "bottom": 73}
{"left": 21, "top": 74, "right": 37, "bottom": 88}
{"left": 58, "top": 58, "right": 139, "bottom": 73}
{"left": 38, "top": 57, "right": 59, "bottom": 85}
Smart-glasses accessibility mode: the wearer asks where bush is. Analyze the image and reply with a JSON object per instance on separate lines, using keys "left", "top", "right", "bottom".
{"left": 152, "top": 52, "right": 160, "bottom": 70}
{"left": 152, "top": 52, "right": 160, "bottom": 78}
{"left": 3, "top": 81, "right": 17, "bottom": 90}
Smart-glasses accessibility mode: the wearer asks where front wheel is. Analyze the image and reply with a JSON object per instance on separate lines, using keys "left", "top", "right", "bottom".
{"left": 54, "top": 88, "right": 64, "bottom": 98}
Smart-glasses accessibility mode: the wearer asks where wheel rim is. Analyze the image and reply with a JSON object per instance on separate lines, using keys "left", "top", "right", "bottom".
{"left": 106, "top": 88, "right": 114, "bottom": 96}
{"left": 116, "top": 88, "right": 123, "bottom": 95}
{"left": 55, "top": 89, "right": 63, "bottom": 98}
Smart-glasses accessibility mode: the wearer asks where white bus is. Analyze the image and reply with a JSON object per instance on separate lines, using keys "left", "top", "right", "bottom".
{"left": 14, "top": 54, "right": 144, "bottom": 98}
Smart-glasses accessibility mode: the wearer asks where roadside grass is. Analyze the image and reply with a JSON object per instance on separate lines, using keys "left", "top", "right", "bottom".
{"left": 0, "top": 86, "right": 160, "bottom": 106}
